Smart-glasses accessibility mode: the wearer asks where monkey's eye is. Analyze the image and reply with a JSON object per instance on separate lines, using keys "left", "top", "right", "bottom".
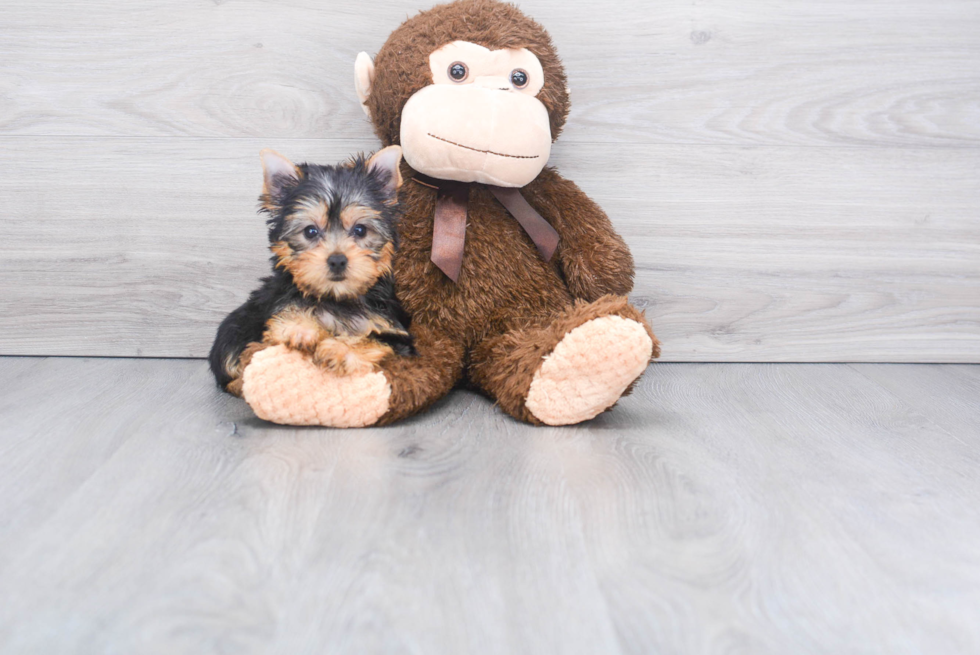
{"left": 352, "top": 224, "right": 367, "bottom": 238}
{"left": 510, "top": 69, "right": 529, "bottom": 89}
{"left": 303, "top": 225, "right": 320, "bottom": 239}
{"left": 448, "top": 61, "right": 468, "bottom": 82}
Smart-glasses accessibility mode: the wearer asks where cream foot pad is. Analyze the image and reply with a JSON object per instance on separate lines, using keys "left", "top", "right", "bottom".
{"left": 242, "top": 345, "right": 391, "bottom": 428}
{"left": 525, "top": 316, "right": 653, "bottom": 426}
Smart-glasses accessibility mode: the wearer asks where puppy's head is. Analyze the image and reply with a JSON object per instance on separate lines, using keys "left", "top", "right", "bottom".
{"left": 259, "top": 146, "right": 403, "bottom": 299}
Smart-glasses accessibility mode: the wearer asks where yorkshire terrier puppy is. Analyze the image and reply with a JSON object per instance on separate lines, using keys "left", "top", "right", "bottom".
{"left": 209, "top": 146, "right": 414, "bottom": 397}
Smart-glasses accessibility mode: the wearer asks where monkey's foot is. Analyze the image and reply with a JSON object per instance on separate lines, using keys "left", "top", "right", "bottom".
{"left": 242, "top": 345, "right": 390, "bottom": 428}
{"left": 525, "top": 316, "right": 653, "bottom": 426}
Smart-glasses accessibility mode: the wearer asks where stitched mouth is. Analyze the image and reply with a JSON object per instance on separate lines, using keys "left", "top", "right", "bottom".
{"left": 427, "top": 133, "right": 539, "bottom": 159}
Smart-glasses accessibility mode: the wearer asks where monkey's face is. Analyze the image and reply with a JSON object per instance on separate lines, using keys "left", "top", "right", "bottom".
{"left": 398, "top": 41, "right": 552, "bottom": 188}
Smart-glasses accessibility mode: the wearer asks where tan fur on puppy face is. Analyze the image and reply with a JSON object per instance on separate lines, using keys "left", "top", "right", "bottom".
{"left": 261, "top": 148, "right": 404, "bottom": 302}
{"left": 271, "top": 219, "right": 394, "bottom": 300}
{"left": 341, "top": 205, "right": 382, "bottom": 230}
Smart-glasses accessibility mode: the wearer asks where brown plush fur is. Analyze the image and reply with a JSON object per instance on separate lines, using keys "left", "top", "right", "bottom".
{"left": 281, "top": 0, "right": 657, "bottom": 426}
{"left": 355, "top": 0, "right": 660, "bottom": 425}
{"left": 373, "top": 166, "right": 660, "bottom": 425}
{"left": 469, "top": 295, "right": 658, "bottom": 424}
{"left": 366, "top": 0, "right": 571, "bottom": 148}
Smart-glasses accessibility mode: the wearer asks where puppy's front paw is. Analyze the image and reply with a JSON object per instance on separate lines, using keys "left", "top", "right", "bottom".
{"left": 265, "top": 311, "right": 323, "bottom": 352}
{"left": 313, "top": 338, "right": 390, "bottom": 375}
{"left": 313, "top": 339, "right": 367, "bottom": 375}
{"left": 280, "top": 324, "right": 322, "bottom": 352}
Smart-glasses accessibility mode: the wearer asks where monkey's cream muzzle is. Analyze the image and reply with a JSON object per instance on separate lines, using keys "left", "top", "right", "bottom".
{"left": 399, "top": 83, "right": 552, "bottom": 187}
{"left": 352, "top": 40, "right": 553, "bottom": 188}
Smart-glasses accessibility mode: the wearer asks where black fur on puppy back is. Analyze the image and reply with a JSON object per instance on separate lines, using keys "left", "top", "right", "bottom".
{"left": 208, "top": 268, "right": 303, "bottom": 390}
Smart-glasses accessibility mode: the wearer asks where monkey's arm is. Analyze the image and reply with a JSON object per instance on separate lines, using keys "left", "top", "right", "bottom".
{"left": 241, "top": 318, "right": 463, "bottom": 427}
{"left": 526, "top": 170, "right": 635, "bottom": 301}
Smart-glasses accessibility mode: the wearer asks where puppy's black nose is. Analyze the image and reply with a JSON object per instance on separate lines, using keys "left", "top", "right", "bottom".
{"left": 327, "top": 253, "right": 348, "bottom": 275}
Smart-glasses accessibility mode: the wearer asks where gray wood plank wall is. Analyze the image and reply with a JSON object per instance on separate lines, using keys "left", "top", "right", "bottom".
{"left": 1, "top": 0, "right": 978, "bottom": 361}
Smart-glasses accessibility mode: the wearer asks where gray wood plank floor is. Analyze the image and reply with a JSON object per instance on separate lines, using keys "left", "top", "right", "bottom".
{"left": 1, "top": 358, "right": 977, "bottom": 654}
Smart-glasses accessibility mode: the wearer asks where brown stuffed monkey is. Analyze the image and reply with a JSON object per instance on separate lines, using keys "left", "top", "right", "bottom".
{"left": 241, "top": 0, "right": 660, "bottom": 427}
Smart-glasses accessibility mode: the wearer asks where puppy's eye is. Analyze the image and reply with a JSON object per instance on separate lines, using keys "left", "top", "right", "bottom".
{"left": 510, "top": 69, "right": 529, "bottom": 89}
{"left": 303, "top": 225, "right": 319, "bottom": 239}
{"left": 352, "top": 224, "right": 367, "bottom": 238}
{"left": 448, "top": 62, "right": 468, "bottom": 82}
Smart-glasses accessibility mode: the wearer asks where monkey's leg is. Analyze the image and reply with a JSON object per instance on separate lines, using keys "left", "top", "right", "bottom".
{"left": 375, "top": 323, "right": 465, "bottom": 425}
{"left": 241, "top": 322, "right": 464, "bottom": 428}
{"left": 469, "top": 295, "right": 660, "bottom": 426}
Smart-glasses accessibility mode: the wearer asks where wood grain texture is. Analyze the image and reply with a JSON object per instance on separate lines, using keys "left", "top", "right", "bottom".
{"left": 0, "top": 0, "right": 978, "bottom": 360}
{"left": 0, "top": 138, "right": 976, "bottom": 360}
{"left": 849, "top": 363, "right": 980, "bottom": 440}
{"left": 1, "top": 0, "right": 978, "bottom": 148}
{"left": 0, "top": 358, "right": 978, "bottom": 653}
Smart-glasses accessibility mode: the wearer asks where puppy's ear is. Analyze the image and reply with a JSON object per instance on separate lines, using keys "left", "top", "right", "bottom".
{"left": 366, "top": 145, "right": 403, "bottom": 198}
{"left": 260, "top": 149, "right": 301, "bottom": 206}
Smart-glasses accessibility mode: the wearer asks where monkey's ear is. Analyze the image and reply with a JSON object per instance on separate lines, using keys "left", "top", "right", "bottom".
{"left": 260, "top": 149, "right": 300, "bottom": 203}
{"left": 366, "top": 145, "right": 403, "bottom": 197}
{"left": 354, "top": 52, "right": 376, "bottom": 119}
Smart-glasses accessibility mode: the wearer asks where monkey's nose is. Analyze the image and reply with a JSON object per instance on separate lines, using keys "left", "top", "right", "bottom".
{"left": 473, "top": 75, "right": 512, "bottom": 91}
{"left": 327, "top": 253, "right": 347, "bottom": 275}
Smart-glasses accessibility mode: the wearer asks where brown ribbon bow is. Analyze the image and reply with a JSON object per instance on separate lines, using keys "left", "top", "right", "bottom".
{"left": 414, "top": 174, "right": 560, "bottom": 283}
